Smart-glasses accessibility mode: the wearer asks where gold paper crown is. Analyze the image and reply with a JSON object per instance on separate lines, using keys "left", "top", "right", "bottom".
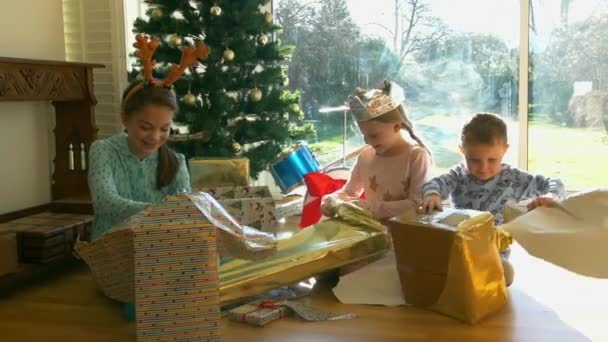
{"left": 348, "top": 81, "right": 405, "bottom": 122}
{"left": 124, "top": 34, "right": 210, "bottom": 103}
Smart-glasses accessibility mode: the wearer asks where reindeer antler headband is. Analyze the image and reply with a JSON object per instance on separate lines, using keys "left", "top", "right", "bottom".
{"left": 123, "top": 34, "right": 210, "bottom": 104}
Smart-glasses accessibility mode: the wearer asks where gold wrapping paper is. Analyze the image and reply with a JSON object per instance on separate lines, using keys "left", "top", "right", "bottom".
{"left": 189, "top": 158, "right": 250, "bottom": 188}
{"left": 388, "top": 209, "right": 512, "bottom": 324}
{"left": 75, "top": 192, "right": 390, "bottom": 306}
{"left": 220, "top": 216, "right": 390, "bottom": 304}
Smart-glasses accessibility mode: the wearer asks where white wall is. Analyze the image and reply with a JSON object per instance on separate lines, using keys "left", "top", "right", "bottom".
{"left": 0, "top": 0, "right": 66, "bottom": 214}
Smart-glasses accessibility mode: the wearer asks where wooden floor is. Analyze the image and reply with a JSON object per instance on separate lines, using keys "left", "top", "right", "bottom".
{"left": 0, "top": 243, "right": 607, "bottom": 342}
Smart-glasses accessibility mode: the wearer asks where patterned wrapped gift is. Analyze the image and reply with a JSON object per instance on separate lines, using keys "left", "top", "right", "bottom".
{"left": 198, "top": 186, "right": 279, "bottom": 232}
{"left": 190, "top": 157, "right": 250, "bottom": 188}
{"left": 228, "top": 300, "right": 290, "bottom": 326}
{"left": 74, "top": 193, "right": 277, "bottom": 342}
{"left": 387, "top": 209, "right": 513, "bottom": 324}
{"left": 0, "top": 212, "right": 92, "bottom": 263}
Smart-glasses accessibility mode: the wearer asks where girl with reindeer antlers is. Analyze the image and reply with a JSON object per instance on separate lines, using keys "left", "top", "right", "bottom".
{"left": 88, "top": 34, "right": 210, "bottom": 241}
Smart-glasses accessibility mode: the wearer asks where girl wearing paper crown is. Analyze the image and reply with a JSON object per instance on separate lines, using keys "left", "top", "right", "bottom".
{"left": 88, "top": 35, "right": 210, "bottom": 241}
{"left": 321, "top": 80, "right": 433, "bottom": 220}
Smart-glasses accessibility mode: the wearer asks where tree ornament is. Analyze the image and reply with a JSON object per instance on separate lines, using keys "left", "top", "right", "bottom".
{"left": 232, "top": 142, "right": 242, "bottom": 153}
{"left": 168, "top": 34, "right": 182, "bottom": 48}
{"left": 223, "top": 48, "right": 235, "bottom": 61}
{"left": 258, "top": 34, "right": 269, "bottom": 46}
{"left": 263, "top": 11, "right": 273, "bottom": 24}
{"left": 289, "top": 103, "right": 300, "bottom": 113}
{"left": 151, "top": 7, "right": 164, "bottom": 20}
{"left": 182, "top": 93, "right": 197, "bottom": 106}
{"left": 248, "top": 88, "right": 262, "bottom": 102}
{"left": 210, "top": 4, "right": 222, "bottom": 16}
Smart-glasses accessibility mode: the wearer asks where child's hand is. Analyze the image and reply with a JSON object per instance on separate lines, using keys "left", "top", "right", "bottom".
{"left": 419, "top": 194, "right": 443, "bottom": 214}
{"left": 352, "top": 199, "right": 376, "bottom": 215}
{"left": 321, "top": 194, "right": 339, "bottom": 217}
{"left": 527, "top": 196, "right": 557, "bottom": 210}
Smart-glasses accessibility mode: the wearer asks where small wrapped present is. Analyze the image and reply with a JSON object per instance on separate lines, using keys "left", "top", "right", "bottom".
{"left": 228, "top": 300, "right": 290, "bottom": 326}
{"left": 190, "top": 157, "right": 250, "bottom": 188}
{"left": 228, "top": 299, "right": 355, "bottom": 326}
{"left": 388, "top": 209, "right": 512, "bottom": 324}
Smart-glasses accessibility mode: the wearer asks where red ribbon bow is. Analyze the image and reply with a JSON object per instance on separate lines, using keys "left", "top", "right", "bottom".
{"left": 299, "top": 172, "right": 364, "bottom": 228}
{"left": 241, "top": 300, "right": 284, "bottom": 323}
{"left": 256, "top": 300, "right": 278, "bottom": 309}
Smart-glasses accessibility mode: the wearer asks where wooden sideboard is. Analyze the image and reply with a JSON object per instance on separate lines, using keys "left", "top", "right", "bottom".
{"left": 0, "top": 57, "right": 104, "bottom": 219}
{"left": 0, "top": 57, "right": 104, "bottom": 289}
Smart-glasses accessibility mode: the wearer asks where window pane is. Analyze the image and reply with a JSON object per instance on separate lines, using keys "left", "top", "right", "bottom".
{"left": 529, "top": 0, "right": 608, "bottom": 190}
{"left": 275, "top": 0, "right": 520, "bottom": 172}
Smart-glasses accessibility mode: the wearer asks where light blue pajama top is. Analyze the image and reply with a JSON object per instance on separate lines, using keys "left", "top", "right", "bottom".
{"left": 88, "top": 132, "right": 191, "bottom": 240}
{"left": 422, "top": 163, "right": 565, "bottom": 224}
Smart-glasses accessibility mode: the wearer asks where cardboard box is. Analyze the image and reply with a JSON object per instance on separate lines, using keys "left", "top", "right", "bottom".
{"left": 199, "top": 186, "right": 278, "bottom": 231}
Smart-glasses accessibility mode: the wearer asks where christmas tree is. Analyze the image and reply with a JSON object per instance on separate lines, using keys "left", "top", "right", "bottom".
{"left": 131, "top": 0, "right": 314, "bottom": 177}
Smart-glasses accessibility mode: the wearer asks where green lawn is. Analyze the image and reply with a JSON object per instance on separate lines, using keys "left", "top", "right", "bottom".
{"left": 307, "top": 117, "right": 608, "bottom": 191}
{"left": 529, "top": 123, "right": 608, "bottom": 190}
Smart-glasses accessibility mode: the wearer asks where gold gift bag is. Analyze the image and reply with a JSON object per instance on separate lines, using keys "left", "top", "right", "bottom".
{"left": 388, "top": 209, "right": 512, "bottom": 324}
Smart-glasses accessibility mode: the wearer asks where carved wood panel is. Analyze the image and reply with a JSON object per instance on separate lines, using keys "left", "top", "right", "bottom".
{"left": 0, "top": 57, "right": 102, "bottom": 211}
{"left": 0, "top": 67, "right": 87, "bottom": 101}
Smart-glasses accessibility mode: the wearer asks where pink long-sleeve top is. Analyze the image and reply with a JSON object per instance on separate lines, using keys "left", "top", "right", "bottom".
{"left": 337, "top": 144, "right": 433, "bottom": 219}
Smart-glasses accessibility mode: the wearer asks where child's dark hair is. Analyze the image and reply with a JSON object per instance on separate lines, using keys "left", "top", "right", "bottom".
{"left": 461, "top": 112, "right": 508, "bottom": 145}
{"left": 122, "top": 81, "right": 180, "bottom": 189}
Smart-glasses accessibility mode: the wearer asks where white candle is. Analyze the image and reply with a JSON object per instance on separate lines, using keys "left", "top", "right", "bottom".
{"left": 68, "top": 143, "right": 75, "bottom": 170}
{"left": 80, "top": 143, "right": 86, "bottom": 170}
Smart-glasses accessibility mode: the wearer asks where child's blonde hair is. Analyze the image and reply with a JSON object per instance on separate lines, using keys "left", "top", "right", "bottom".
{"left": 369, "top": 106, "right": 430, "bottom": 153}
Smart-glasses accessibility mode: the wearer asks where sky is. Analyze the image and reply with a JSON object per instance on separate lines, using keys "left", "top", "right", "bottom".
{"left": 276, "top": 0, "right": 605, "bottom": 50}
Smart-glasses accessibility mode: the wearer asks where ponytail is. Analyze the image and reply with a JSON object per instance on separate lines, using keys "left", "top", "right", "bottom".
{"left": 402, "top": 123, "right": 431, "bottom": 156}
{"left": 157, "top": 144, "right": 179, "bottom": 189}
{"left": 398, "top": 106, "right": 432, "bottom": 156}
{"left": 368, "top": 105, "right": 432, "bottom": 156}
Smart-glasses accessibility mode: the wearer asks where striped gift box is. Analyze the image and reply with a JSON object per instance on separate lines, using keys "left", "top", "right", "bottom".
{"left": 134, "top": 198, "right": 220, "bottom": 341}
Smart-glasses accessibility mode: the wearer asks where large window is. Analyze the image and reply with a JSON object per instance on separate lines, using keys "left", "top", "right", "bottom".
{"left": 275, "top": 0, "right": 607, "bottom": 188}
{"left": 528, "top": 0, "right": 608, "bottom": 190}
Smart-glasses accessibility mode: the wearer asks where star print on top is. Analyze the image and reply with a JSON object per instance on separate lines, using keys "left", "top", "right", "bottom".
{"left": 337, "top": 144, "right": 433, "bottom": 219}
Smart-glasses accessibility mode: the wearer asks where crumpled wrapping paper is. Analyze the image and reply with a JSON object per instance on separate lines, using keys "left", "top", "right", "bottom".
{"left": 502, "top": 189, "right": 608, "bottom": 278}
{"left": 219, "top": 202, "right": 390, "bottom": 303}
{"left": 75, "top": 192, "right": 390, "bottom": 308}
{"left": 74, "top": 193, "right": 277, "bottom": 304}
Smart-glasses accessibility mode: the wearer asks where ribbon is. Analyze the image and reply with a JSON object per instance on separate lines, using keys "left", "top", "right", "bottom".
{"left": 299, "top": 172, "right": 347, "bottom": 228}
{"left": 299, "top": 172, "right": 365, "bottom": 228}
{"left": 240, "top": 300, "right": 285, "bottom": 324}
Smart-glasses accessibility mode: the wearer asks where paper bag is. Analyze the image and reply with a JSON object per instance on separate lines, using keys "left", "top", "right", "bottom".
{"left": 388, "top": 209, "right": 512, "bottom": 324}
